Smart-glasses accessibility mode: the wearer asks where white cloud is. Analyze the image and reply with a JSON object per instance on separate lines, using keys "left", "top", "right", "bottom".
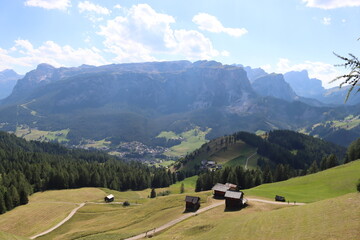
{"left": 78, "top": 1, "right": 111, "bottom": 15}
{"left": 24, "top": 0, "right": 71, "bottom": 10}
{"left": 275, "top": 58, "right": 341, "bottom": 88}
{"left": 98, "top": 4, "right": 221, "bottom": 62}
{"left": 192, "top": 13, "right": 248, "bottom": 37}
{"left": 322, "top": 17, "right": 331, "bottom": 25}
{"left": 114, "top": 4, "right": 122, "bottom": 9}
{"left": 0, "top": 39, "right": 108, "bottom": 73}
{"left": 302, "top": 0, "right": 360, "bottom": 9}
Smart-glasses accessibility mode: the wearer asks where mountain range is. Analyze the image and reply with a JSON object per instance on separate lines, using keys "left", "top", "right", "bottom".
{"left": 0, "top": 69, "right": 23, "bottom": 100}
{"left": 0, "top": 60, "right": 358, "bottom": 149}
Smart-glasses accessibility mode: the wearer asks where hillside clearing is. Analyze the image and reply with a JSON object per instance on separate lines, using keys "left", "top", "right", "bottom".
{"left": 0, "top": 188, "right": 106, "bottom": 237}
{"left": 244, "top": 160, "right": 360, "bottom": 203}
{"left": 154, "top": 193, "right": 360, "bottom": 240}
{"left": 37, "top": 191, "right": 213, "bottom": 240}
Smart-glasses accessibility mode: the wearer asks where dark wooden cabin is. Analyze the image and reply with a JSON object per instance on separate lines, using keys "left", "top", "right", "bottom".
{"left": 104, "top": 194, "right": 114, "bottom": 202}
{"left": 185, "top": 196, "right": 200, "bottom": 211}
{"left": 275, "top": 195, "right": 286, "bottom": 202}
{"left": 224, "top": 190, "right": 245, "bottom": 209}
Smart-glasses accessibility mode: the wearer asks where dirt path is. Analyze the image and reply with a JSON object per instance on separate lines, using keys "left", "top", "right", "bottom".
{"left": 245, "top": 151, "right": 257, "bottom": 169}
{"left": 28, "top": 197, "right": 304, "bottom": 240}
{"left": 30, "top": 203, "right": 85, "bottom": 239}
{"left": 125, "top": 197, "right": 305, "bottom": 240}
{"left": 247, "top": 198, "right": 306, "bottom": 205}
{"left": 125, "top": 200, "right": 225, "bottom": 240}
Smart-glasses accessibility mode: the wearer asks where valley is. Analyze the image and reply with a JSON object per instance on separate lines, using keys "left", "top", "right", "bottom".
{"left": 1, "top": 1, "right": 360, "bottom": 240}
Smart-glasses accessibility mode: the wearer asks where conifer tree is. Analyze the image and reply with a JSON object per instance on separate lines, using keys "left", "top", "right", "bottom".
{"left": 150, "top": 188, "right": 156, "bottom": 198}
{"left": 180, "top": 183, "right": 185, "bottom": 193}
{"left": 0, "top": 192, "right": 6, "bottom": 214}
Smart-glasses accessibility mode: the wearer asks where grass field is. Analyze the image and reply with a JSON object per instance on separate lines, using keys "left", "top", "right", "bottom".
{"left": 158, "top": 127, "right": 211, "bottom": 157}
{"left": 0, "top": 231, "right": 28, "bottom": 240}
{"left": 0, "top": 188, "right": 106, "bottom": 238}
{"left": 168, "top": 176, "right": 198, "bottom": 194}
{"left": 15, "top": 125, "right": 70, "bottom": 143}
{"left": 244, "top": 160, "right": 360, "bottom": 203}
{"left": 37, "top": 191, "right": 213, "bottom": 240}
{"left": 154, "top": 192, "right": 360, "bottom": 240}
{"left": 80, "top": 139, "right": 111, "bottom": 150}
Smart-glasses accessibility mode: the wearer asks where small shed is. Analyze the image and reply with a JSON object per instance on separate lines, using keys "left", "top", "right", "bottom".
{"left": 225, "top": 190, "right": 244, "bottom": 209}
{"left": 104, "top": 194, "right": 114, "bottom": 202}
{"left": 275, "top": 195, "right": 286, "bottom": 202}
{"left": 185, "top": 196, "right": 200, "bottom": 211}
{"left": 212, "top": 183, "right": 229, "bottom": 198}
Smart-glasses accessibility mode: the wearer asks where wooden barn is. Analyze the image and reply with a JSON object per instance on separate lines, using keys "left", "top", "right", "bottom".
{"left": 224, "top": 190, "right": 245, "bottom": 209}
{"left": 185, "top": 196, "right": 201, "bottom": 211}
{"left": 212, "top": 182, "right": 237, "bottom": 198}
{"left": 104, "top": 194, "right": 114, "bottom": 202}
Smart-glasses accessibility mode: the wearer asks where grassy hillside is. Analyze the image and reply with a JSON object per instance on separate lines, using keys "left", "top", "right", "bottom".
{"left": 0, "top": 231, "right": 28, "bottom": 240}
{"left": 158, "top": 127, "right": 211, "bottom": 157}
{"left": 244, "top": 160, "right": 360, "bottom": 203}
{"left": 0, "top": 188, "right": 106, "bottom": 238}
{"left": 154, "top": 192, "right": 360, "bottom": 240}
{"left": 179, "top": 137, "right": 260, "bottom": 171}
{"left": 177, "top": 130, "right": 346, "bottom": 172}
{"left": 37, "top": 191, "right": 212, "bottom": 240}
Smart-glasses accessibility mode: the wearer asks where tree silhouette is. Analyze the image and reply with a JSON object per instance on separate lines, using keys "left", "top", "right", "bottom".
{"left": 332, "top": 47, "right": 360, "bottom": 102}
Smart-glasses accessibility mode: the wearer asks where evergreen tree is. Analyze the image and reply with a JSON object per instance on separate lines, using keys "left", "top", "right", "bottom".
{"left": 307, "top": 160, "right": 319, "bottom": 174}
{"left": 195, "top": 177, "right": 203, "bottom": 192}
{"left": 180, "top": 183, "right": 185, "bottom": 194}
{"left": 4, "top": 191, "right": 13, "bottom": 211}
{"left": 10, "top": 186, "right": 20, "bottom": 208}
{"left": 347, "top": 138, "right": 360, "bottom": 162}
{"left": 0, "top": 192, "right": 6, "bottom": 214}
{"left": 326, "top": 154, "right": 338, "bottom": 169}
{"left": 150, "top": 188, "right": 156, "bottom": 198}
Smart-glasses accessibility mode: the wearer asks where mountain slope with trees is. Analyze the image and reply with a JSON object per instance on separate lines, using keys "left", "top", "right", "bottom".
{"left": 0, "top": 61, "right": 358, "bottom": 150}
{"left": 0, "top": 131, "right": 178, "bottom": 214}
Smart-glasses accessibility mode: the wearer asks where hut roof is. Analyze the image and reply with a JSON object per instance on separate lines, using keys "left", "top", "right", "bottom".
{"left": 185, "top": 196, "right": 200, "bottom": 204}
{"left": 105, "top": 194, "right": 114, "bottom": 199}
{"left": 212, "top": 183, "right": 230, "bottom": 192}
{"left": 224, "top": 191, "right": 243, "bottom": 199}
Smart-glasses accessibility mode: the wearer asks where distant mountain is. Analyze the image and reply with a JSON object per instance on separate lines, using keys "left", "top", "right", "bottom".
{"left": 252, "top": 73, "right": 298, "bottom": 102}
{"left": 0, "top": 61, "right": 358, "bottom": 148}
{"left": 0, "top": 69, "right": 23, "bottom": 100}
{"left": 243, "top": 66, "right": 268, "bottom": 82}
{"left": 284, "top": 70, "right": 360, "bottom": 105}
{"left": 284, "top": 70, "right": 325, "bottom": 98}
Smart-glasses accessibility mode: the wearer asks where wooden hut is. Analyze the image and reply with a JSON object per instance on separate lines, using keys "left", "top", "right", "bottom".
{"left": 224, "top": 190, "right": 244, "bottom": 209}
{"left": 104, "top": 194, "right": 114, "bottom": 202}
{"left": 275, "top": 195, "right": 286, "bottom": 202}
{"left": 185, "top": 196, "right": 200, "bottom": 211}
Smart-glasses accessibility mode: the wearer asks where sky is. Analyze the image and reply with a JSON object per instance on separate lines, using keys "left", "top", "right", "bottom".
{"left": 0, "top": 0, "right": 360, "bottom": 88}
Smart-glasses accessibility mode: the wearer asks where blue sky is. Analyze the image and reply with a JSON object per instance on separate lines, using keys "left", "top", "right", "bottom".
{"left": 1, "top": 0, "right": 360, "bottom": 87}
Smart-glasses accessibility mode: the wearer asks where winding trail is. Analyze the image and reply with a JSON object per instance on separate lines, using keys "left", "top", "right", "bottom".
{"left": 245, "top": 151, "right": 257, "bottom": 170}
{"left": 247, "top": 198, "right": 306, "bottom": 206}
{"left": 29, "top": 197, "right": 305, "bottom": 240}
{"left": 30, "top": 203, "right": 85, "bottom": 239}
{"left": 125, "top": 200, "right": 225, "bottom": 240}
